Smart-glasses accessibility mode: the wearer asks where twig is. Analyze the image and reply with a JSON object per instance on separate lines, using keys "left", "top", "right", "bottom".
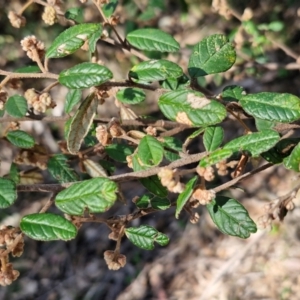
{"left": 0, "top": 70, "right": 58, "bottom": 80}
{"left": 39, "top": 193, "right": 56, "bottom": 213}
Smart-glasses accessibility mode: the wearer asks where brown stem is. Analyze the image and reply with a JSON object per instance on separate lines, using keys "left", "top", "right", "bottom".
{"left": 32, "top": 48, "right": 46, "bottom": 73}
{"left": 0, "top": 76, "right": 11, "bottom": 89}
{"left": 39, "top": 193, "right": 56, "bottom": 213}
{"left": 0, "top": 70, "right": 58, "bottom": 80}
{"left": 19, "top": 0, "right": 34, "bottom": 14}
{"left": 42, "top": 81, "right": 59, "bottom": 93}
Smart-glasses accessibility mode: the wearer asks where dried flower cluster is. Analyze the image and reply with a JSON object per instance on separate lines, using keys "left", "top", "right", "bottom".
{"left": 196, "top": 166, "right": 215, "bottom": 181}
{"left": 103, "top": 250, "right": 126, "bottom": 270}
{"left": 8, "top": 11, "right": 26, "bottom": 28}
{"left": 20, "top": 36, "right": 45, "bottom": 62}
{"left": 191, "top": 187, "right": 216, "bottom": 206}
{"left": 14, "top": 147, "right": 48, "bottom": 170}
{"left": 0, "top": 90, "right": 8, "bottom": 110}
{"left": 158, "top": 168, "right": 185, "bottom": 193}
{"left": 24, "top": 89, "right": 55, "bottom": 114}
{"left": 0, "top": 226, "right": 25, "bottom": 286}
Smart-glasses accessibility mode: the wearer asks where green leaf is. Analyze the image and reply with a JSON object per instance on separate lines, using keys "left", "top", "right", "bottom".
{"left": 161, "top": 75, "right": 190, "bottom": 91}
{"left": 15, "top": 65, "right": 40, "bottom": 73}
{"left": 127, "top": 28, "right": 180, "bottom": 52}
{"left": 206, "top": 196, "right": 257, "bottom": 238}
{"left": 223, "top": 130, "right": 280, "bottom": 157}
{"left": 135, "top": 194, "right": 170, "bottom": 210}
{"left": 6, "top": 130, "right": 35, "bottom": 148}
{"left": 0, "top": 178, "right": 17, "bottom": 208}
{"left": 240, "top": 92, "right": 300, "bottom": 123}
{"left": 283, "top": 143, "right": 300, "bottom": 172}
{"left": 105, "top": 144, "right": 135, "bottom": 163}
{"left": 59, "top": 62, "right": 113, "bottom": 89}
{"left": 83, "top": 159, "right": 108, "bottom": 178}
{"left": 203, "top": 126, "right": 224, "bottom": 152}
{"left": 255, "top": 118, "right": 276, "bottom": 131}
{"left": 164, "top": 150, "right": 180, "bottom": 162}
{"left": 221, "top": 85, "right": 245, "bottom": 101}
{"left": 20, "top": 213, "right": 77, "bottom": 241}
{"left": 160, "top": 136, "right": 183, "bottom": 152}
{"left": 5, "top": 95, "right": 27, "bottom": 117}
{"left": 102, "top": 0, "right": 118, "bottom": 18}
{"left": 125, "top": 225, "right": 169, "bottom": 250}
{"left": 67, "top": 93, "right": 98, "bottom": 154}
{"left": 116, "top": 88, "right": 146, "bottom": 104}
{"left": 199, "top": 149, "right": 233, "bottom": 168}
{"left": 46, "top": 23, "right": 102, "bottom": 58}
{"left": 55, "top": 177, "right": 118, "bottom": 215}
{"left": 158, "top": 90, "right": 227, "bottom": 127}
{"left": 9, "top": 163, "right": 20, "bottom": 184}
{"left": 140, "top": 176, "right": 168, "bottom": 198}
{"left": 48, "top": 154, "right": 78, "bottom": 183}
{"left": 262, "top": 138, "right": 300, "bottom": 164}
{"left": 175, "top": 176, "right": 197, "bottom": 218}
{"left": 188, "top": 34, "right": 236, "bottom": 77}
{"left": 129, "top": 59, "right": 182, "bottom": 82}
{"left": 137, "top": 135, "right": 164, "bottom": 167}
{"left": 64, "top": 89, "right": 82, "bottom": 113}
{"left": 65, "top": 7, "right": 84, "bottom": 23}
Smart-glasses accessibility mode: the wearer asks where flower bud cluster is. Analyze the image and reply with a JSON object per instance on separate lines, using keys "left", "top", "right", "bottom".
{"left": 20, "top": 36, "right": 45, "bottom": 62}
{"left": 42, "top": 6, "right": 57, "bottom": 25}
{"left": 0, "top": 226, "right": 24, "bottom": 258}
{"left": 158, "top": 168, "right": 185, "bottom": 193}
{"left": 24, "top": 89, "right": 55, "bottom": 114}
{"left": 191, "top": 187, "right": 216, "bottom": 206}
{"left": 196, "top": 166, "right": 215, "bottom": 181}
{"left": 104, "top": 250, "right": 126, "bottom": 270}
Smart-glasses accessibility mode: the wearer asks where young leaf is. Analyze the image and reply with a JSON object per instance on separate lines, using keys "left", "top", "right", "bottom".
{"left": 105, "top": 144, "right": 135, "bottom": 163}
{"left": 129, "top": 59, "right": 183, "bottom": 82}
{"left": 175, "top": 176, "right": 198, "bottom": 218}
{"left": 5, "top": 95, "right": 27, "bottom": 117}
{"left": 59, "top": 62, "right": 113, "bottom": 89}
{"left": 0, "top": 178, "right": 17, "bottom": 208}
{"left": 20, "top": 213, "right": 77, "bottom": 241}
{"left": 140, "top": 176, "right": 168, "bottom": 198}
{"left": 125, "top": 225, "right": 169, "bottom": 250}
{"left": 203, "top": 126, "right": 224, "bottom": 152}
{"left": 199, "top": 149, "right": 233, "bottom": 168}
{"left": 158, "top": 90, "right": 227, "bottom": 127}
{"left": 48, "top": 154, "right": 78, "bottom": 183}
{"left": 240, "top": 92, "right": 300, "bottom": 123}
{"left": 64, "top": 89, "right": 82, "bottom": 113}
{"left": 164, "top": 150, "right": 180, "bottom": 162}
{"left": 67, "top": 93, "right": 98, "bottom": 154}
{"left": 221, "top": 85, "right": 245, "bottom": 102}
{"left": 223, "top": 130, "right": 280, "bottom": 157}
{"left": 6, "top": 130, "right": 35, "bottom": 148}
{"left": 102, "top": 0, "right": 118, "bottom": 18}
{"left": 65, "top": 7, "right": 84, "bottom": 23}
{"left": 206, "top": 196, "right": 257, "bottom": 238}
{"left": 160, "top": 136, "right": 183, "bottom": 152}
{"left": 283, "top": 143, "right": 300, "bottom": 172}
{"left": 46, "top": 23, "right": 102, "bottom": 58}
{"left": 15, "top": 65, "right": 41, "bottom": 73}
{"left": 55, "top": 177, "right": 118, "bottom": 215}
{"left": 161, "top": 75, "right": 190, "bottom": 91}
{"left": 126, "top": 28, "right": 180, "bottom": 52}
{"left": 116, "top": 88, "right": 146, "bottom": 104}
{"left": 188, "top": 34, "right": 236, "bottom": 77}
{"left": 137, "top": 135, "right": 164, "bottom": 167}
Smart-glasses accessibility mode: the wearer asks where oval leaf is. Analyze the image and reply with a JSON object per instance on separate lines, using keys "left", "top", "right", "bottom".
{"left": 67, "top": 93, "right": 98, "bottom": 154}
{"left": 46, "top": 23, "right": 102, "bottom": 58}
{"left": 127, "top": 28, "right": 179, "bottom": 52}
{"left": 175, "top": 176, "right": 198, "bottom": 218}
{"left": 59, "top": 62, "right": 113, "bottom": 89}
{"left": 129, "top": 59, "right": 183, "bottom": 82}
{"left": 125, "top": 225, "right": 169, "bottom": 250}
{"left": 137, "top": 135, "right": 164, "bottom": 167}
{"left": 203, "top": 126, "right": 224, "bottom": 152}
{"left": 5, "top": 95, "right": 27, "bottom": 117}
{"left": 206, "top": 196, "right": 257, "bottom": 238}
{"left": 140, "top": 176, "right": 168, "bottom": 198}
{"left": 48, "top": 154, "right": 78, "bottom": 183}
{"left": 240, "top": 92, "right": 300, "bottom": 123}
{"left": 0, "top": 178, "right": 17, "bottom": 208}
{"left": 55, "top": 177, "right": 118, "bottom": 216}
{"left": 64, "top": 89, "right": 82, "bottom": 113}
{"left": 7, "top": 130, "right": 35, "bottom": 148}
{"left": 283, "top": 142, "right": 300, "bottom": 172}
{"left": 83, "top": 159, "right": 108, "bottom": 177}
{"left": 199, "top": 148, "right": 233, "bottom": 168}
{"left": 159, "top": 90, "right": 227, "bottom": 127}
{"left": 116, "top": 88, "right": 146, "bottom": 104}
{"left": 188, "top": 34, "right": 236, "bottom": 77}
{"left": 20, "top": 213, "right": 77, "bottom": 241}
{"left": 105, "top": 144, "right": 135, "bottom": 163}
{"left": 221, "top": 85, "right": 245, "bottom": 102}
{"left": 223, "top": 130, "right": 280, "bottom": 157}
